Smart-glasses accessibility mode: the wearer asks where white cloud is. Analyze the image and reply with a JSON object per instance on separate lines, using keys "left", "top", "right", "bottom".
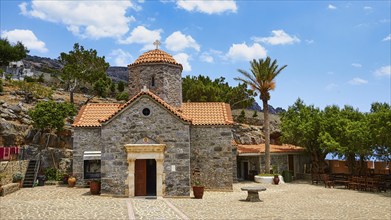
{"left": 19, "top": 1, "right": 135, "bottom": 39}
{"left": 348, "top": 78, "right": 368, "bottom": 85}
{"left": 200, "top": 52, "right": 214, "bottom": 63}
{"left": 325, "top": 83, "right": 338, "bottom": 91}
{"left": 1, "top": 29, "right": 48, "bottom": 53}
{"left": 108, "top": 49, "right": 133, "bottom": 67}
{"left": 374, "top": 65, "right": 391, "bottom": 77}
{"left": 252, "top": 30, "right": 300, "bottom": 45}
{"left": 165, "top": 31, "right": 200, "bottom": 52}
{"left": 119, "top": 26, "right": 162, "bottom": 51}
{"left": 305, "top": 39, "right": 314, "bottom": 44}
{"left": 173, "top": 53, "right": 191, "bottom": 72}
{"left": 226, "top": 42, "right": 267, "bottom": 62}
{"left": 328, "top": 4, "right": 337, "bottom": 10}
{"left": 351, "top": 63, "right": 362, "bottom": 68}
{"left": 383, "top": 34, "right": 391, "bottom": 41}
{"left": 363, "top": 6, "right": 372, "bottom": 11}
{"left": 176, "top": 0, "right": 237, "bottom": 14}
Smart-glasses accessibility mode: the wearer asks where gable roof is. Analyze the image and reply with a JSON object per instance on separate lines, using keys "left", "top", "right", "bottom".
{"left": 180, "top": 102, "right": 234, "bottom": 126}
{"left": 237, "top": 143, "right": 305, "bottom": 155}
{"left": 72, "top": 91, "right": 234, "bottom": 127}
{"left": 99, "top": 90, "right": 191, "bottom": 124}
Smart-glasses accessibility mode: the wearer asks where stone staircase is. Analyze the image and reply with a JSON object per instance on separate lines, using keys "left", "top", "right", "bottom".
{"left": 22, "top": 160, "right": 38, "bottom": 187}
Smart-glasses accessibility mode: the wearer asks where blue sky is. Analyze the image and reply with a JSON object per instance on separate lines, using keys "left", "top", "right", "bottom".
{"left": 1, "top": 0, "right": 390, "bottom": 112}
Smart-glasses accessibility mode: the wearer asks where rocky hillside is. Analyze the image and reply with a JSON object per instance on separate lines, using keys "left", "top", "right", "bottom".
{"left": 106, "top": 66, "right": 128, "bottom": 83}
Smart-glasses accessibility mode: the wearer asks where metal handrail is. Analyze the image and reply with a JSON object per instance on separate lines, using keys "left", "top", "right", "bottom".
{"left": 32, "top": 153, "right": 41, "bottom": 187}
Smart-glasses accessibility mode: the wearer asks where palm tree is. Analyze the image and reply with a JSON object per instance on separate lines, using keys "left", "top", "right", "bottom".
{"left": 235, "top": 57, "right": 287, "bottom": 173}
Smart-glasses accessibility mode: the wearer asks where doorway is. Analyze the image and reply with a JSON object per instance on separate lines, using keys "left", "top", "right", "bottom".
{"left": 135, "top": 159, "right": 156, "bottom": 196}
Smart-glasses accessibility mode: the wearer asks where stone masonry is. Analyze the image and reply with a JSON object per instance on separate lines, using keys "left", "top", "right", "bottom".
{"left": 128, "top": 64, "right": 182, "bottom": 107}
{"left": 190, "top": 126, "right": 233, "bottom": 190}
{"left": 100, "top": 96, "right": 191, "bottom": 196}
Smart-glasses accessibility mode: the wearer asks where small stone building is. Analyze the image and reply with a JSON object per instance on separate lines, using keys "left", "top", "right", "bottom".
{"left": 72, "top": 48, "right": 235, "bottom": 197}
{"left": 236, "top": 143, "right": 310, "bottom": 180}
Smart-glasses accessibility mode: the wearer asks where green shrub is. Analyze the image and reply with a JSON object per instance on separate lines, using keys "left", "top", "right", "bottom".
{"left": 24, "top": 76, "right": 36, "bottom": 82}
{"left": 37, "top": 74, "right": 45, "bottom": 83}
{"left": 44, "top": 167, "right": 57, "bottom": 181}
{"left": 117, "top": 81, "right": 125, "bottom": 92}
{"left": 237, "top": 109, "right": 246, "bottom": 123}
{"left": 252, "top": 110, "right": 258, "bottom": 118}
{"left": 116, "top": 92, "right": 129, "bottom": 101}
{"left": 12, "top": 172, "right": 24, "bottom": 182}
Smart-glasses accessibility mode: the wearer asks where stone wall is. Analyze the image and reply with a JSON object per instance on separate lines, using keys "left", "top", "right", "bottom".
{"left": 190, "top": 126, "right": 233, "bottom": 191}
{"left": 0, "top": 160, "right": 29, "bottom": 186}
{"left": 260, "top": 154, "right": 288, "bottom": 174}
{"left": 72, "top": 128, "right": 101, "bottom": 185}
{"left": 100, "top": 96, "right": 191, "bottom": 196}
{"left": 128, "top": 64, "right": 182, "bottom": 107}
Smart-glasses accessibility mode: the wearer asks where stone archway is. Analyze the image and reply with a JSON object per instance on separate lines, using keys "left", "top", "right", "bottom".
{"left": 124, "top": 144, "right": 165, "bottom": 197}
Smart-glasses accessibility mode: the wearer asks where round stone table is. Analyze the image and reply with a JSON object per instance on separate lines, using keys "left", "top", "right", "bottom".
{"left": 241, "top": 186, "right": 267, "bottom": 202}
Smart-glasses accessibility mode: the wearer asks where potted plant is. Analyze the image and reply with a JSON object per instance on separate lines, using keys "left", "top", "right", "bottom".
{"left": 192, "top": 169, "right": 204, "bottom": 199}
{"left": 90, "top": 179, "right": 101, "bottom": 195}
{"left": 272, "top": 165, "right": 280, "bottom": 185}
{"left": 192, "top": 180, "right": 204, "bottom": 199}
{"left": 67, "top": 175, "right": 76, "bottom": 187}
{"left": 12, "top": 172, "right": 24, "bottom": 188}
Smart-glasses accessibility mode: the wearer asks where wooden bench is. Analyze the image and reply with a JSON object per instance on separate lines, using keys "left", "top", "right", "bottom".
{"left": 241, "top": 186, "right": 266, "bottom": 202}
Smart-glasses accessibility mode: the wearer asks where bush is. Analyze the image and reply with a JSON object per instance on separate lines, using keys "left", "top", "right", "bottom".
{"left": 44, "top": 167, "right": 64, "bottom": 181}
{"left": 24, "top": 76, "right": 36, "bottom": 82}
{"left": 237, "top": 109, "right": 246, "bottom": 123}
{"left": 37, "top": 74, "right": 45, "bottom": 83}
{"left": 116, "top": 92, "right": 129, "bottom": 101}
{"left": 12, "top": 172, "right": 24, "bottom": 182}
{"left": 93, "top": 78, "right": 108, "bottom": 98}
{"left": 28, "top": 101, "right": 76, "bottom": 131}
{"left": 252, "top": 110, "right": 258, "bottom": 118}
{"left": 117, "top": 81, "right": 125, "bottom": 92}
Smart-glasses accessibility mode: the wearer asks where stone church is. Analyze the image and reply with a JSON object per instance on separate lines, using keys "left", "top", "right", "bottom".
{"left": 72, "top": 46, "right": 235, "bottom": 197}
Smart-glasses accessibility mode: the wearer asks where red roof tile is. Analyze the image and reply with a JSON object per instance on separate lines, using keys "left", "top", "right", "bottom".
{"left": 72, "top": 104, "right": 121, "bottom": 127}
{"left": 237, "top": 144, "right": 305, "bottom": 155}
{"left": 180, "top": 102, "right": 234, "bottom": 126}
{"left": 99, "top": 90, "right": 191, "bottom": 123}
{"left": 73, "top": 91, "right": 234, "bottom": 127}
{"left": 129, "top": 49, "right": 182, "bottom": 68}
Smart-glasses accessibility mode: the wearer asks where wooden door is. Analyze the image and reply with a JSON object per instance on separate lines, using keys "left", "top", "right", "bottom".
{"left": 135, "top": 159, "right": 147, "bottom": 196}
{"left": 288, "top": 155, "right": 294, "bottom": 173}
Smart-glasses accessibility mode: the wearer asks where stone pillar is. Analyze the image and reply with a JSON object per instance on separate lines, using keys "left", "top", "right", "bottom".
{"left": 127, "top": 159, "right": 135, "bottom": 197}
{"left": 156, "top": 159, "right": 164, "bottom": 196}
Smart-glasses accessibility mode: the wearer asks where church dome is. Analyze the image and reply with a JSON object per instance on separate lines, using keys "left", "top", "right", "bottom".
{"left": 130, "top": 49, "right": 182, "bottom": 68}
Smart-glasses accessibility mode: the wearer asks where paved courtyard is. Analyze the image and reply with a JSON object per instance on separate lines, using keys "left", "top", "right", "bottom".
{"left": 0, "top": 181, "right": 390, "bottom": 220}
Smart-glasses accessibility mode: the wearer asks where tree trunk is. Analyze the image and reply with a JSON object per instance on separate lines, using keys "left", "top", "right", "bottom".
{"left": 262, "top": 99, "right": 271, "bottom": 173}
{"left": 70, "top": 90, "right": 74, "bottom": 104}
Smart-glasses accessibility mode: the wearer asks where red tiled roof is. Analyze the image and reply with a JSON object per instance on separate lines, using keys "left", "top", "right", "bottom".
{"left": 72, "top": 91, "right": 234, "bottom": 127}
{"left": 180, "top": 102, "right": 234, "bottom": 126}
{"left": 99, "top": 90, "right": 191, "bottom": 123}
{"left": 72, "top": 104, "right": 121, "bottom": 127}
{"left": 237, "top": 144, "right": 305, "bottom": 155}
{"left": 129, "top": 49, "right": 182, "bottom": 68}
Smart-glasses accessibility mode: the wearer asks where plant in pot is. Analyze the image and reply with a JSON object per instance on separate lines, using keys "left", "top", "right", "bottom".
{"left": 67, "top": 175, "right": 76, "bottom": 187}
{"left": 90, "top": 179, "right": 101, "bottom": 195}
{"left": 12, "top": 171, "right": 24, "bottom": 188}
{"left": 272, "top": 165, "right": 280, "bottom": 185}
{"left": 192, "top": 169, "right": 204, "bottom": 199}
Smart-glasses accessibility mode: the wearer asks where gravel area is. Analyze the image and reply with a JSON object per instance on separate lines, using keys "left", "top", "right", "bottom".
{"left": 168, "top": 181, "right": 391, "bottom": 220}
{"left": 1, "top": 182, "right": 390, "bottom": 220}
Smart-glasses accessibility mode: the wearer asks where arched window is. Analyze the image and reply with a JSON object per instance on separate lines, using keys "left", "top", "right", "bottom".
{"left": 151, "top": 76, "right": 155, "bottom": 87}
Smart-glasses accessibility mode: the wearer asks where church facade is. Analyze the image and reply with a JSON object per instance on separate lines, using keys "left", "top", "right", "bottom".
{"left": 72, "top": 47, "right": 235, "bottom": 197}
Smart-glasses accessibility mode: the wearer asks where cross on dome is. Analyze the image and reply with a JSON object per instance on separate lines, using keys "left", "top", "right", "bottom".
{"left": 153, "top": 40, "right": 161, "bottom": 49}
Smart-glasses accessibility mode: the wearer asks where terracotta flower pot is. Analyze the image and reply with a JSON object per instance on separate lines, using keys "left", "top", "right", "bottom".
{"left": 193, "top": 186, "right": 204, "bottom": 199}
{"left": 68, "top": 177, "right": 76, "bottom": 187}
{"left": 273, "top": 175, "right": 280, "bottom": 185}
{"left": 90, "top": 181, "right": 101, "bottom": 195}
